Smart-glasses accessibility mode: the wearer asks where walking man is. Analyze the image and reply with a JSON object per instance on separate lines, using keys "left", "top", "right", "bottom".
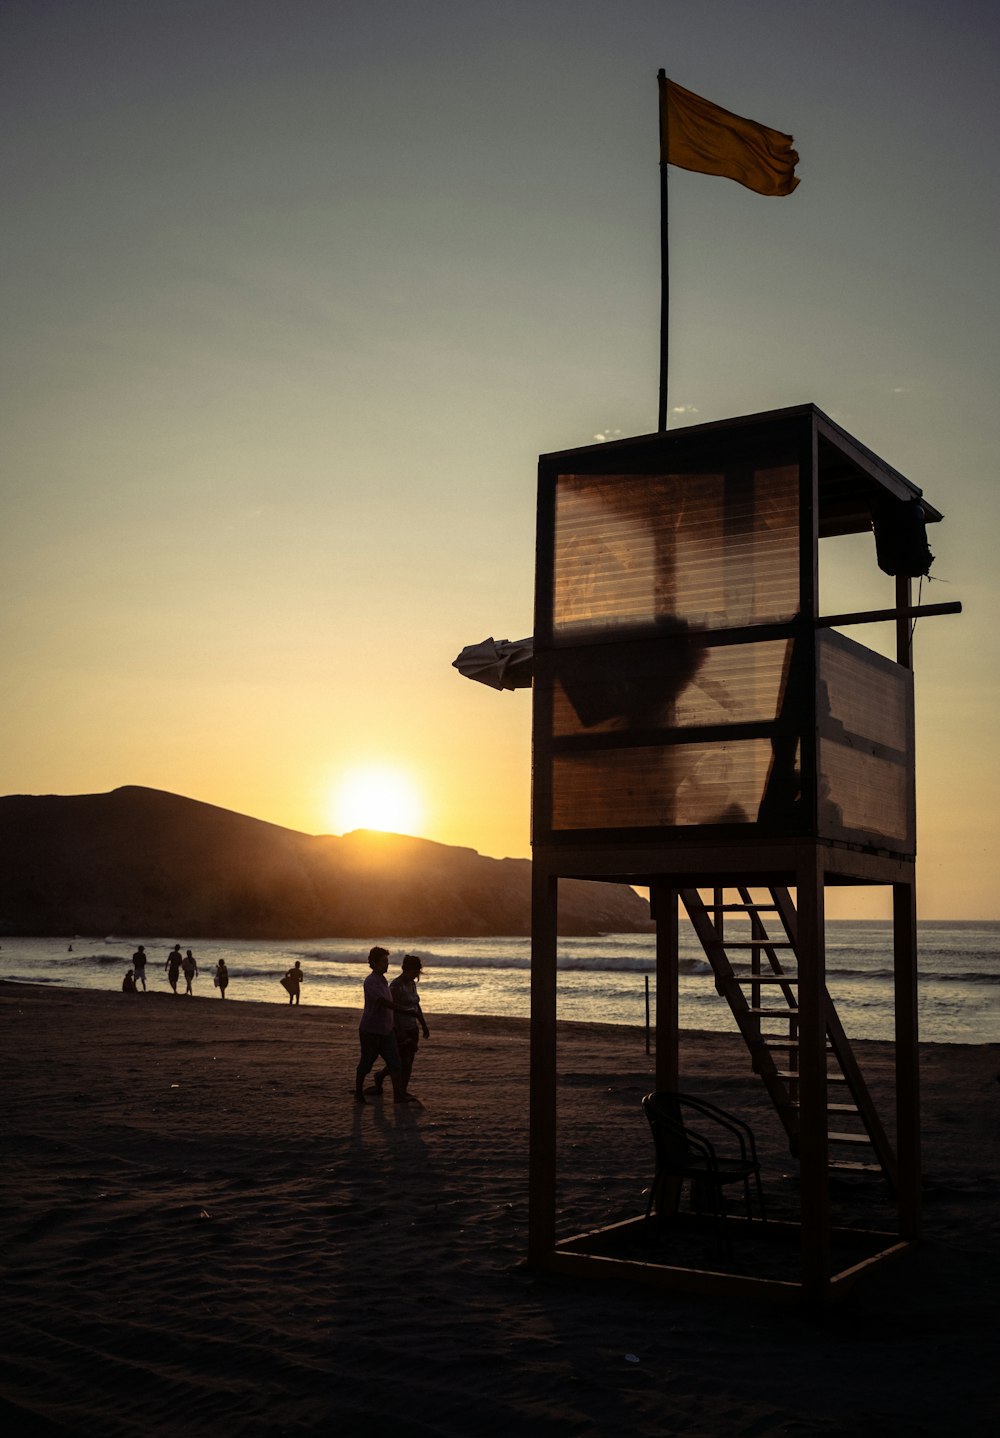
{"left": 354, "top": 947, "right": 414, "bottom": 1104}
{"left": 165, "top": 945, "right": 182, "bottom": 994}
{"left": 374, "top": 954, "right": 429, "bottom": 1100}
{"left": 132, "top": 944, "right": 148, "bottom": 992}
{"left": 181, "top": 948, "right": 198, "bottom": 996}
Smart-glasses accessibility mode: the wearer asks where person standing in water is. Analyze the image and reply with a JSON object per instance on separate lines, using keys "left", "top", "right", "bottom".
{"left": 132, "top": 945, "right": 148, "bottom": 992}
{"left": 181, "top": 948, "right": 198, "bottom": 996}
{"left": 282, "top": 960, "right": 304, "bottom": 1005}
{"left": 374, "top": 954, "right": 429, "bottom": 1101}
{"left": 165, "top": 945, "right": 182, "bottom": 994}
{"left": 213, "top": 959, "right": 229, "bottom": 998}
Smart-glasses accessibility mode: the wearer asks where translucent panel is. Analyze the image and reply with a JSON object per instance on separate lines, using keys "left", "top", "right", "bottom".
{"left": 551, "top": 741, "right": 775, "bottom": 830}
{"left": 550, "top": 639, "right": 794, "bottom": 735}
{"left": 819, "top": 739, "right": 911, "bottom": 845}
{"left": 552, "top": 466, "right": 799, "bottom": 635}
{"left": 816, "top": 632, "right": 913, "bottom": 848}
{"left": 818, "top": 631, "right": 910, "bottom": 753}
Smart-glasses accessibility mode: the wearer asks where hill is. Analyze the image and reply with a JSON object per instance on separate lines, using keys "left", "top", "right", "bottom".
{"left": 0, "top": 786, "right": 651, "bottom": 938}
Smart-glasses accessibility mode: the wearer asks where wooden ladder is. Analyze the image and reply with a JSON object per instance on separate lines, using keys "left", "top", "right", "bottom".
{"left": 679, "top": 886, "right": 897, "bottom": 1188}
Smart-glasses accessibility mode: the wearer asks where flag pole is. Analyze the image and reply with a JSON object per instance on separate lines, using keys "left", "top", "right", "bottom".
{"left": 657, "top": 69, "right": 669, "bottom": 432}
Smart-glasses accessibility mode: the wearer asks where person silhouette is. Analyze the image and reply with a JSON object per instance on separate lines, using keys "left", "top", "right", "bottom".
{"left": 181, "top": 948, "right": 198, "bottom": 996}
{"left": 373, "top": 954, "right": 430, "bottom": 1100}
{"left": 353, "top": 947, "right": 413, "bottom": 1104}
{"left": 214, "top": 959, "right": 229, "bottom": 999}
{"left": 282, "top": 961, "right": 304, "bottom": 1006}
{"left": 132, "top": 945, "right": 148, "bottom": 992}
{"left": 165, "top": 945, "right": 182, "bottom": 993}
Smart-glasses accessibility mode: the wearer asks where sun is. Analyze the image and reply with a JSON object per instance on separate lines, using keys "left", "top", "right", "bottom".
{"left": 330, "top": 764, "right": 424, "bottom": 836}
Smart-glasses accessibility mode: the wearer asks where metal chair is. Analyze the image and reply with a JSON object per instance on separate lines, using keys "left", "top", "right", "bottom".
{"left": 642, "top": 1091, "right": 766, "bottom": 1255}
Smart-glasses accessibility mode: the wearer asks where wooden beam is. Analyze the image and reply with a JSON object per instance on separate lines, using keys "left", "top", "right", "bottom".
{"left": 528, "top": 866, "right": 558, "bottom": 1265}
{"left": 552, "top": 719, "right": 791, "bottom": 753}
{"left": 533, "top": 839, "right": 915, "bottom": 887}
{"left": 546, "top": 1248, "right": 803, "bottom": 1300}
{"left": 895, "top": 575, "right": 914, "bottom": 671}
{"left": 893, "top": 879, "right": 921, "bottom": 1239}
{"left": 795, "top": 846, "right": 830, "bottom": 1300}
{"left": 653, "top": 883, "right": 679, "bottom": 1091}
{"left": 817, "top": 600, "right": 959, "bottom": 632}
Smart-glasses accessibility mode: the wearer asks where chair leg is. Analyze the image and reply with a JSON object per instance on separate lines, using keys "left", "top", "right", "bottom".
{"left": 692, "top": 1177, "right": 732, "bottom": 1259}
{"left": 708, "top": 1182, "right": 731, "bottom": 1259}
{"left": 754, "top": 1169, "right": 767, "bottom": 1221}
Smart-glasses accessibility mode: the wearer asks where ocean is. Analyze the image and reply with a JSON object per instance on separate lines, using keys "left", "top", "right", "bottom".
{"left": 2, "top": 921, "right": 997, "bottom": 1045}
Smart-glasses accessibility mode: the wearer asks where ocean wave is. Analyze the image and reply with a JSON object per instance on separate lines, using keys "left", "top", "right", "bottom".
{"left": 817, "top": 965, "right": 1000, "bottom": 989}
{"left": 294, "top": 951, "right": 712, "bottom": 977}
{"left": 827, "top": 966, "right": 895, "bottom": 981}
{"left": 920, "top": 971, "right": 1000, "bottom": 986}
{"left": 36, "top": 946, "right": 999, "bottom": 987}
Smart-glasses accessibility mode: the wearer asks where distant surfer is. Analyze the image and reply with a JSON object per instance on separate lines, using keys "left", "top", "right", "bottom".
{"left": 281, "top": 961, "right": 304, "bottom": 1006}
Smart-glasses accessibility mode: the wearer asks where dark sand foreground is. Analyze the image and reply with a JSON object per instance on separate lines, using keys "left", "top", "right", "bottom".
{"left": 1, "top": 983, "right": 997, "bottom": 1437}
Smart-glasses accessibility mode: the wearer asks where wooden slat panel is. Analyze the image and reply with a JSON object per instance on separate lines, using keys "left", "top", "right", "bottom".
{"left": 551, "top": 466, "right": 799, "bottom": 636}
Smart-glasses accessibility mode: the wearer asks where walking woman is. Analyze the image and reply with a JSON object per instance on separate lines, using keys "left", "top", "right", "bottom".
{"left": 181, "top": 948, "right": 198, "bottom": 996}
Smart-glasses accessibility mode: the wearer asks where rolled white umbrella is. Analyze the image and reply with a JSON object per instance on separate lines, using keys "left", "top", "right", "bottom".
{"left": 452, "top": 636, "right": 534, "bottom": 691}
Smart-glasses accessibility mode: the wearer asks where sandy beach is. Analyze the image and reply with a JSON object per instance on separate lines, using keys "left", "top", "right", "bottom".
{"left": 1, "top": 982, "right": 997, "bottom": 1437}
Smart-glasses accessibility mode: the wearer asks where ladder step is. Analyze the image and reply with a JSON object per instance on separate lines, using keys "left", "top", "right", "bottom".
{"left": 828, "top": 1132, "right": 872, "bottom": 1146}
{"left": 776, "top": 1071, "right": 849, "bottom": 1082}
{"left": 829, "top": 1160, "right": 883, "bottom": 1174}
{"left": 761, "top": 1041, "right": 833, "bottom": 1051}
{"left": 790, "top": 1102, "right": 859, "bottom": 1113}
{"left": 729, "top": 974, "right": 797, "bottom": 984}
{"left": 704, "top": 903, "right": 781, "bottom": 913}
{"left": 719, "top": 940, "right": 794, "bottom": 949}
{"left": 749, "top": 1007, "right": 800, "bottom": 1017}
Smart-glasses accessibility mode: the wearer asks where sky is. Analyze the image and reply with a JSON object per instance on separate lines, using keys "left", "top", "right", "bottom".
{"left": 2, "top": 0, "right": 998, "bottom": 917}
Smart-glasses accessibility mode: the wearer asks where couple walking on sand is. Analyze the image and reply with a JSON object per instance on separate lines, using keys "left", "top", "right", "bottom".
{"left": 354, "top": 947, "right": 429, "bottom": 1104}
{"left": 164, "top": 945, "right": 199, "bottom": 995}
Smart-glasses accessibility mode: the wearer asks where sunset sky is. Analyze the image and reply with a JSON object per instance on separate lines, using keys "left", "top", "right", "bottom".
{"left": 2, "top": 1, "right": 998, "bottom": 917}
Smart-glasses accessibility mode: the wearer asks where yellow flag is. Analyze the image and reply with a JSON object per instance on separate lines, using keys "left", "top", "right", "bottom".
{"left": 659, "top": 76, "right": 799, "bottom": 196}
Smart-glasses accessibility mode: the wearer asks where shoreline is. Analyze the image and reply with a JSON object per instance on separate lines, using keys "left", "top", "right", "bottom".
{"left": 1, "top": 977, "right": 995, "bottom": 1048}
{"left": 2, "top": 983, "right": 997, "bottom": 1435}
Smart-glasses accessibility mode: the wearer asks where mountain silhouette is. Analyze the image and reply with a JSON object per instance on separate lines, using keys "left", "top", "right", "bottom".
{"left": 0, "top": 786, "right": 651, "bottom": 938}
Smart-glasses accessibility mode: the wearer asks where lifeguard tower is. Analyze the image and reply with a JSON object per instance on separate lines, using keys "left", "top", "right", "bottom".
{"left": 526, "top": 402, "right": 958, "bottom": 1300}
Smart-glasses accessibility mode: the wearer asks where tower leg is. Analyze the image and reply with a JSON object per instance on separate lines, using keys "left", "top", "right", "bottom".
{"left": 653, "top": 883, "right": 679, "bottom": 1092}
{"left": 893, "top": 878, "right": 921, "bottom": 1239}
{"left": 796, "top": 848, "right": 830, "bottom": 1300}
{"left": 529, "top": 865, "right": 558, "bottom": 1265}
